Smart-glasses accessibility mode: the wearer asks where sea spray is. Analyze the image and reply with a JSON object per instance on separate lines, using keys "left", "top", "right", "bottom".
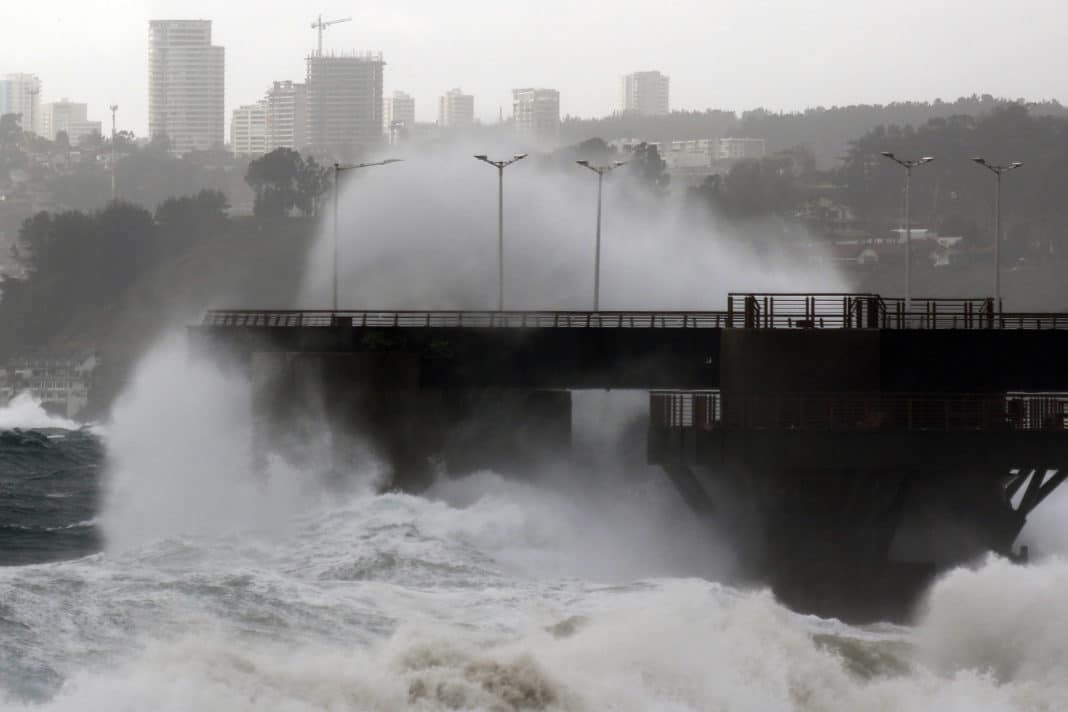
{"left": 0, "top": 393, "right": 81, "bottom": 431}
{"left": 299, "top": 139, "right": 846, "bottom": 312}
{"left": 99, "top": 335, "right": 383, "bottom": 552}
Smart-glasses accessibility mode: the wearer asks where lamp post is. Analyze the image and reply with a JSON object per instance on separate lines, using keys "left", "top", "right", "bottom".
{"left": 576, "top": 160, "right": 626, "bottom": 311}
{"left": 880, "top": 152, "right": 934, "bottom": 309}
{"left": 971, "top": 157, "right": 1023, "bottom": 310}
{"left": 332, "top": 159, "right": 402, "bottom": 311}
{"left": 474, "top": 153, "right": 527, "bottom": 310}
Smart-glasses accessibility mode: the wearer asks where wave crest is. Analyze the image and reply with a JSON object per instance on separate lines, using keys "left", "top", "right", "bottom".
{"left": 0, "top": 393, "right": 80, "bottom": 431}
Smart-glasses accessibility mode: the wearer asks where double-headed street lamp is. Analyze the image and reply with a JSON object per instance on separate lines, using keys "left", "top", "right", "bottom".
{"left": 880, "top": 152, "right": 934, "bottom": 309}
{"left": 332, "top": 159, "right": 403, "bottom": 311}
{"left": 971, "top": 157, "right": 1023, "bottom": 309}
{"left": 576, "top": 160, "right": 626, "bottom": 311}
{"left": 474, "top": 153, "right": 527, "bottom": 311}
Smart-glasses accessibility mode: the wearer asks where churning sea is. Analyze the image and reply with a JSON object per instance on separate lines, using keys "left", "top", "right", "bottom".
{"left": 2, "top": 356, "right": 1068, "bottom": 712}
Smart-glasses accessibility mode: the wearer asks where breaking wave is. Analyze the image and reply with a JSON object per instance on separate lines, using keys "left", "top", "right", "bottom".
{"left": 0, "top": 393, "right": 80, "bottom": 432}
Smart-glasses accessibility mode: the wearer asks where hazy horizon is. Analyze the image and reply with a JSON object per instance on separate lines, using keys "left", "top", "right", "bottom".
{"left": 2, "top": 0, "right": 1067, "bottom": 138}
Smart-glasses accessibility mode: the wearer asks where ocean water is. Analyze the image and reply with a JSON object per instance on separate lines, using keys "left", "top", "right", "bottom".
{"left": 2, "top": 350, "right": 1068, "bottom": 711}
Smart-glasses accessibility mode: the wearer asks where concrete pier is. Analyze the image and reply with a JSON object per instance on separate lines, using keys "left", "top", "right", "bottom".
{"left": 191, "top": 293, "right": 1068, "bottom": 620}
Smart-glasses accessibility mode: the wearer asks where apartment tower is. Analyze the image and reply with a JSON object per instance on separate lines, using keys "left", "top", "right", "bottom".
{"left": 621, "top": 71, "right": 670, "bottom": 116}
{"left": 265, "top": 81, "right": 308, "bottom": 152}
{"left": 384, "top": 90, "right": 415, "bottom": 142}
{"left": 437, "top": 88, "right": 474, "bottom": 128}
{"left": 40, "top": 100, "right": 102, "bottom": 144}
{"left": 148, "top": 20, "right": 225, "bottom": 154}
{"left": 512, "top": 88, "right": 560, "bottom": 143}
{"left": 1, "top": 73, "right": 43, "bottom": 134}
{"left": 231, "top": 102, "right": 267, "bottom": 157}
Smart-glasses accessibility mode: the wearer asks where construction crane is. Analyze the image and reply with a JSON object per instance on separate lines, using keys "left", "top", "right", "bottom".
{"left": 311, "top": 14, "right": 352, "bottom": 56}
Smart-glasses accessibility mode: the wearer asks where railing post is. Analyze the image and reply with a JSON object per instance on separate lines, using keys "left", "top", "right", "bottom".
{"left": 727, "top": 295, "right": 734, "bottom": 328}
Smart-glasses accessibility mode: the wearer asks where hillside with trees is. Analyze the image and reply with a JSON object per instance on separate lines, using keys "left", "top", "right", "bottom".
{"left": 562, "top": 96, "right": 1068, "bottom": 169}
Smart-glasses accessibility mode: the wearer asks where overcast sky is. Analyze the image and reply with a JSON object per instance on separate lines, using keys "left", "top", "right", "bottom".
{"left": 3, "top": 0, "right": 1066, "bottom": 136}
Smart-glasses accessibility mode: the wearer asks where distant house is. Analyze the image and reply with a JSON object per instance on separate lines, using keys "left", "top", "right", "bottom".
{"left": 829, "top": 241, "right": 879, "bottom": 266}
{"left": 0, "top": 352, "right": 98, "bottom": 419}
{"left": 931, "top": 236, "right": 965, "bottom": 268}
{"left": 889, "top": 227, "right": 936, "bottom": 243}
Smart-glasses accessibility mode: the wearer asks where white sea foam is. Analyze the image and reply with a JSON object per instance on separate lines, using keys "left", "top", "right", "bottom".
{"left": 4, "top": 487, "right": 1068, "bottom": 711}
{"left": 0, "top": 392, "right": 80, "bottom": 431}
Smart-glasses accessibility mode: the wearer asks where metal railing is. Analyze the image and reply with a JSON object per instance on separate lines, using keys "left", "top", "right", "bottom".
{"left": 200, "top": 294, "right": 1068, "bottom": 331}
{"left": 201, "top": 309, "right": 732, "bottom": 329}
{"left": 649, "top": 391, "right": 1068, "bottom": 432}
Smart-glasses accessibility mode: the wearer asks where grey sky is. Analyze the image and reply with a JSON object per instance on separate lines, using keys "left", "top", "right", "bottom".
{"left": 3, "top": 0, "right": 1066, "bottom": 137}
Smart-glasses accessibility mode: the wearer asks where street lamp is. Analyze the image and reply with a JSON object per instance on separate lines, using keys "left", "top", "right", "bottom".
{"left": 971, "top": 157, "right": 1023, "bottom": 310}
{"left": 474, "top": 153, "right": 527, "bottom": 310}
{"left": 880, "top": 152, "right": 934, "bottom": 309}
{"left": 576, "top": 159, "right": 626, "bottom": 311}
{"left": 332, "top": 159, "right": 403, "bottom": 311}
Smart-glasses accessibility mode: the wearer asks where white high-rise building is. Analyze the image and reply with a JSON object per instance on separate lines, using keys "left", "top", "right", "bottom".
{"left": 1, "top": 73, "right": 43, "bottom": 134}
{"left": 512, "top": 88, "right": 560, "bottom": 143}
{"left": 384, "top": 90, "right": 415, "bottom": 141}
{"left": 437, "top": 88, "right": 474, "bottom": 128}
{"left": 148, "top": 20, "right": 225, "bottom": 154}
{"left": 306, "top": 51, "right": 384, "bottom": 156}
{"left": 231, "top": 101, "right": 267, "bottom": 157}
{"left": 621, "top": 71, "right": 670, "bottom": 116}
{"left": 265, "top": 81, "right": 308, "bottom": 151}
{"left": 40, "top": 100, "right": 101, "bottom": 144}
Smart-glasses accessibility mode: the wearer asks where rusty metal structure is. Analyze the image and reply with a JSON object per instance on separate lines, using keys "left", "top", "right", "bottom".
{"left": 191, "top": 292, "right": 1068, "bottom": 620}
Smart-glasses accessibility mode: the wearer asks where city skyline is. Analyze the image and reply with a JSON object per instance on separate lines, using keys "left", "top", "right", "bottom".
{"left": 3, "top": 1, "right": 1067, "bottom": 138}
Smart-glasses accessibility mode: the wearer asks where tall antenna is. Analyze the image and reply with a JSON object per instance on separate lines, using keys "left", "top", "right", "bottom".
{"left": 109, "top": 105, "right": 118, "bottom": 200}
{"left": 310, "top": 14, "right": 352, "bottom": 56}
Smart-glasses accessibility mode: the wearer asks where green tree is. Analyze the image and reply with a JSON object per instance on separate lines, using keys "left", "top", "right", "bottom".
{"left": 155, "top": 189, "right": 229, "bottom": 252}
{"left": 296, "top": 156, "right": 331, "bottom": 217}
{"left": 0, "top": 113, "right": 23, "bottom": 146}
{"left": 246, "top": 148, "right": 303, "bottom": 217}
{"left": 626, "top": 142, "right": 669, "bottom": 194}
{"left": 246, "top": 148, "right": 329, "bottom": 217}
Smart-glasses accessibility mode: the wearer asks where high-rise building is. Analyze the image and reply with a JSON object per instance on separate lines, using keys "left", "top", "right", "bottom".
{"left": 148, "top": 20, "right": 225, "bottom": 154}
{"left": 512, "top": 88, "right": 560, "bottom": 143}
{"left": 39, "top": 100, "right": 101, "bottom": 144}
{"left": 621, "top": 71, "right": 670, "bottom": 116}
{"left": 384, "top": 90, "right": 415, "bottom": 142}
{"left": 231, "top": 101, "right": 267, "bottom": 157}
{"left": 1, "top": 73, "right": 43, "bottom": 134}
{"left": 265, "top": 81, "right": 308, "bottom": 151}
{"left": 437, "top": 88, "right": 474, "bottom": 128}
{"left": 305, "top": 51, "right": 384, "bottom": 156}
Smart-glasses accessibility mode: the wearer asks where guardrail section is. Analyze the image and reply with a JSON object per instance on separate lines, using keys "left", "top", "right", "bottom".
{"left": 200, "top": 294, "right": 1068, "bottom": 331}
{"left": 650, "top": 391, "right": 1068, "bottom": 432}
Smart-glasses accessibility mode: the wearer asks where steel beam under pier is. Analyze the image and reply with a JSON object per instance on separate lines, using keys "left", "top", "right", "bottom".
{"left": 250, "top": 351, "right": 572, "bottom": 491}
{"left": 648, "top": 390, "right": 1068, "bottom": 620}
